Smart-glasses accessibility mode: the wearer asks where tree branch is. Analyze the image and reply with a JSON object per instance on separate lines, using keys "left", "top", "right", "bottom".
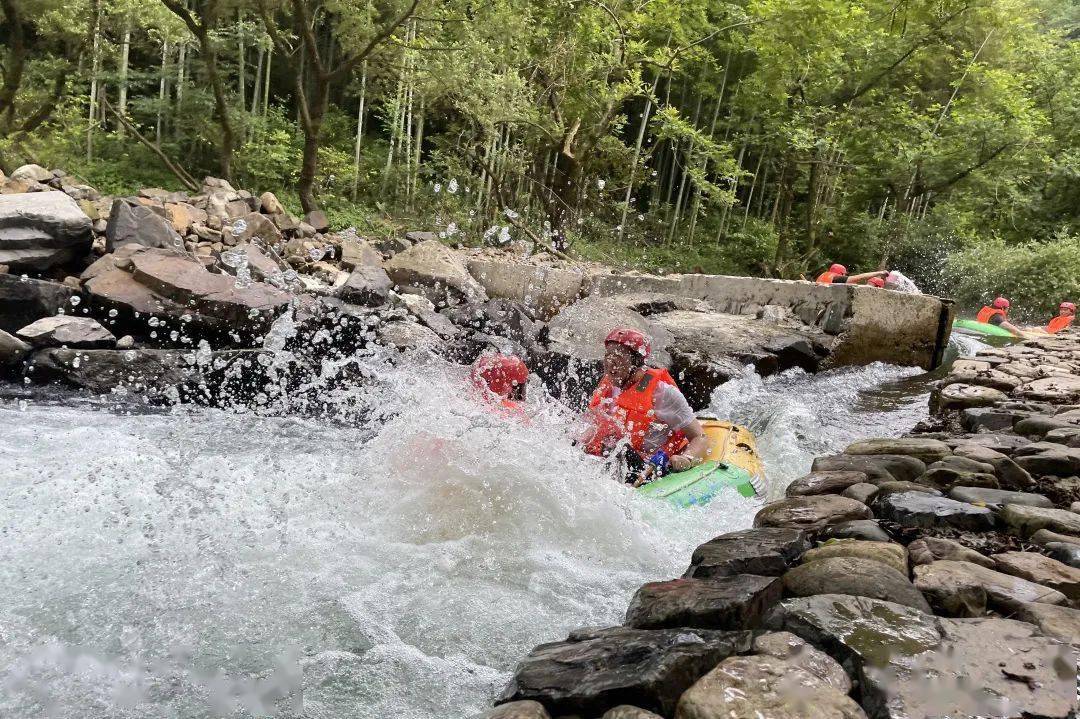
{"left": 101, "top": 96, "right": 200, "bottom": 191}
{"left": 326, "top": 0, "right": 422, "bottom": 83}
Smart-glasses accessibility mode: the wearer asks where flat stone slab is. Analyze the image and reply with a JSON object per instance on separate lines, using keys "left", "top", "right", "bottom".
{"left": 754, "top": 495, "right": 872, "bottom": 532}
{"left": 499, "top": 626, "right": 753, "bottom": 717}
{"left": 767, "top": 594, "right": 1077, "bottom": 719}
{"left": 624, "top": 575, "right": 782, "bottom": 630}
{"left": 844, "top": 437, "right": 951, "bottom": 463}
{"left": 751, "top": 631, "right": 851, "bottom": 693}
{"left": 785, "top": 471, "right": 868, "bottom": 497}
{"left": 1001, "top": 503, "right": 1080, "bottom": 537}
{"left": 0, "top": 273, "right": 78, "bottom": 334}
{"left": 782, "top": 556, "right": 931, "bottom": 613}
{"left": 686, "top": 528, "right": 809, "bottom": 579}
{"left": 907, "top": 537, "right": 995, "bottom": 569}
{"left": 674, "top": 655, "right": 866, "bottom": 719}
{"left": 1012, "top": 602, "right": 1080, "bottom": 646}
{"left": 0, "top": 191, "right": 93, "bottom": 270}
{"left": 1032, "top": 528, "right": 1080, "bottom": 547}
{"left": 913, "top": 560, "right": 1068, "bottom": 616}
{"left": 992, "top": 551, "right": 1080, "bottom": 601}
{"left": 937, "top": 382, "right": 1007, "bottom": 410}
{"left": 812, "top": 454, "right": 926, "bottom": 483}
{"left": 873, "top": 491, "right": 996, "bottom": 531}
{"left": 818, "top": 520, "right": 891, "bottom": 543}
{"left": 1015, "top": 447, "right": 1080, "bottom": 477}
{"left": 16, "top": 315, "right": 115, "bottom": 349}
{"left": 1045, "top": 542, "right": 1080, "bottom": 568}
{"left": 841, "top": 482, "right": 879, "bottom": 504}
{"left": 947, "top": 485, "right": 1052, "bottom": 510}
{"left": 801, "top": 539, "right": 907, "bottom": 575}
{"left": 485, "top": 701, "right": 550, "bottom": 719}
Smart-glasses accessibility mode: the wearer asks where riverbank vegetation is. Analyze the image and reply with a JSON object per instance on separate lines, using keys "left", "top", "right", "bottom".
{"left": 1, "top": 0, "right": 1078, "bottom": 312}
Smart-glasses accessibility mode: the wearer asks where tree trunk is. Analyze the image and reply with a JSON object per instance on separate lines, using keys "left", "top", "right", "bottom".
{"left": 86, "top": 2, "right": 102, "bottom": 162}
{"left": 250, "top": 45, "right": 264, "bottom": 115}
{"left": 156, "top": 41, "right": 169, "bottom": 144}
{"left": 117, "top": 17, "right": 132, "bottom": 133}
{"left": 262, "top": 47, "right": 271, "bottom": 115}
{"left": 351, "top": 61, "right": 367, "bottom": 201}
{"left": 237, "top": 12, "right": 246, "bottom": 115}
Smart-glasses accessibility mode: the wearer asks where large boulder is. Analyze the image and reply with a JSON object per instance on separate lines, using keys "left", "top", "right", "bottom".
{"left": 799, "top": 539, "right": 907, "bottom": 575}
{"left": 766, "top": 594, "right": 1077, "bottom": 719}
{"left": 1001, "top": 503, "right": 1080, "bottom": 537}
{"left": 872, "top": 491, "right": 996, "bottom": 531}
{"left": 844, "top": 437, "right": 951, "bottom": 463}
{"left": 0, "top": 273, "right": 79, "bottom": 333}
{"left": 0, "top": 191, "right": 93, "bottom": 270}
{"left": 0, "top": 328, "right": 30, "bottom": 366}
{"left": 1011, "top": 602, "right": 1080, "bottom": 646}
{"left": 498, "top": 626, "right": 753, "bottom": 717}
{"left": 781, "top": 556, "right": 932, "bottom": 612}
{"left": 686, "top": 528, "right": 809, "bottom": 579}
{"left": 907, "top": 537, "right": 995, "bottom": 569}
{"left": 383, "top": 240, "right": 487, "bottom": 305}
{"left": 105, "top": 198, "right": 182, "bottom": 253}
{"left": 992, "top": 551, "right": 1080, "bottom": 601}
{"left": 674, "top": 655, "right": 866, "bottom": 719}
{"left": 811, "top": 454, "right": 926, "bottom": 483}
{"left": 624, "top": 575, "right": 782, "bottom": 630}
{"left": 750, "top": 631, "right": 851, "bottom": 693}
{"left": 335, "top": 266, "right": 392, "bottom": 307}
{"left": 785, "top": 471, "right": 868, "bottom": 497}
{"left": 16, "top": 316, "right": 115, "bottom": 349}
{"left": 913, "top": 560, "right": 1068, "bottom": 615}
{"left": 754, "top": 495, "right": 872, "bottom": 532}
{"left": 936, "top": 382, "right": 1008, "bottom": 410}
{"left": 29, "top": 348, "right": 200, "bottom": 395}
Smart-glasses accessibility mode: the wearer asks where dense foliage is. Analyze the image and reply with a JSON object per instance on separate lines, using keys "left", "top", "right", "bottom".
{"left": 1, "top": 0, "right": 1078, "bottom": 306}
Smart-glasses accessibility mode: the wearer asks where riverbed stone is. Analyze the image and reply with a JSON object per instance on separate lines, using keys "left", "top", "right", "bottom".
{"left": 384, "top": 240, "right": 487, "bottom": 305}
{"left": 29, "top": 347, "right": 199, "bottom": 395}
{"left": 1001, "top": 503, "right": 1080, "bottom": 537}
{"left": 1045, "top": 542, "right": 1080, "bottom": 568}
{"left": 937, "top": 382, "right": 1007, "bottom": 410}
{"left": 992, "top": 551, "right": 1080, "bottom": 600}
{"left": 334, "top": 266, "right": 392, "bottom": 307}
{"left": 844, "top": 437, "right": 950, "bottom": 463}
{"left": 484, "top": 701, "right": 550, "bottom": 719}
{"left": 1044, "top": 427, "right": 1080, "bottom": 447}
{"left": 686, "top": 528, "right": 809, "bottom": 579}
{"left": 929, "top": 454, "right": 997, "bottom": 475}
{"left": 624, "top": 575, "right": 782, "bottom": 630}
{"left": 873, "top": 480, "right": 941, "bottom": 496}
{"left": 818, "top": 520, "right": 892, "bottom": 543}
{"left": 0, "top": 191, "right": 93, "bottom": 270}
{"left": 811, "top": 453, "right": 925, "bottom": 483}
{"left": 16, "top": 316, "right": 115, "bottom": 349}
{"left": 498, "top": 626, "right": 753, "bottom": 717}
{"left": 673, "top": 655, "right": 866, "bottom": 719}
{"left": 766, "top": 594, "right": 1077, "bottom": 719}
{"left": 754, "top": 495, "right": 872, "bottom": 532}
{"left": 782, "top": 556, "right": 931, "bottom": 612}
{"left": 952, "top": 432, "right": 1033, "bottom": 454}
{"left": 1015, "top": 447, "right": 1080, "bottom": 477}
{"left": 751, "top": 631, "right": 851, "bottom": 693}
{"left": 785, "top": 471, "right": 868, "bottom": 497}
{"left": 0, "top": 328, "right": 30, "bottom": 366}
{"left": 1032, "top": 528, "right": 1080, "bottom": 547}
{"left": 1012, "top": 602, "right": 1080, "bottom": 645}
{"left": 917, "top": 466, "right": 1000, "bottom": 491}
{"left": 873, "top": 491, "right": 996, "bottom": 531}
{"left": 841, "top": 482, "right": 879, "bottom": 504}
{"left": 105, "top": 198, "right": 181, "bottom": 253}
{"left": 1018, "top": 375, "right": 1080, "bottom": 402}
{"left": 602, "top": 707, "right": 662, "bottom": 719}
{"left": 1015, "top": 415, "right": 1074, "bottom": 439}
{"left": 907, "top": 537, "right": 995, "bottom": 569}
{"left": 800, "top": 540, "right": 907, "bottom": 575}
{"left": 913, "top": 560, "right": 1068, "bottom": 615}
{"left": 947, "top": 485, "right": 1052, "bottom": 510}
{"left": 951, "top": 444, "right": 1035, "bottom": 489}
{"left": 0, "top": 273, "right": 78, "bottom": 333}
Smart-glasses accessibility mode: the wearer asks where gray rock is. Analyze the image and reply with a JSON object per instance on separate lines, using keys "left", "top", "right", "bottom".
{"left": 227, "top": 212, "right": 284, "bottom": 248}
{"left": 907, "top": 537, "right": 995, "bottom": 569}
{"left": 873, "top": 480, "right": 941, "bottom": 496}
{"left": 1015, "top": 415, "right": 1074, "bottom": 439}
{"left": 499, "top": 626, "right": 753, "bottom": 717}
{"left": 105, "top": 198, "right": 182, "bottom": 253}
{"left": 376, "top": 320, "right": 443, "bottom": 351}
{"left": 1032, "top": 529, "right": 1080, "bottom": 547}
{"left": 602, "top": 707, "right": 662, "bottom": 719}
{"left": 304, "top": 209, "right": 329, "bottom": 232}
{"left": 115, "top": 334, "right": 135, "bottom": 349}
{"left": 674, "top": 655, "right": 866, "bottom": 719}
{"left": 384, "top": 240, "right": 487, "bottom": 305}
{"left": 1045, "top": 542, "right": 1080, "bottom": 569}
{"left": 624, "top": 575, "right": 782, "bottom": 630}
{"left": 947, "top": 485, "right": 1052, "bottom": 510}
{"left": 913, "top": 560, "right": 1067, "bottom": 615}
{"left": 0, "top": 328, "right": 30, "bottom": 365}
{"left": 785, "top": 471, "right": 868, "bottom": 497}
{"left": 335, "top": 266, "right": 392, "bottom": 307}
{"left": 1044, "top": 427, "right": 1080, "bottom": 447}
{"left": 811, "top": 454, "right": 925, "bottom": 483}
{"left": 0, "top": 191, "right": 93, "bottom": 270}
{"left": 766, "top": 594, "right": 1077, "bottom": 719}
{"left": 872, "top": 491, "right": 996, "bottom": 531}
{"left": 844, "top": 437, "right": 951, "bottom": 463}
{"left": 29, "top": 348, "right": 200, "bottom": 395}
{"left": 754, "top": 495, "right": 872, "bottom": 532}
{"left": 16, "top": 316, "right": 115, "bottom": 349}
{"left": 841, "top": 482, "right": 879, "bottom": 504}
{"left": 751, "top": 631, "right": 851, "bottom": 693}
{"left": 951, "top": 444, "right": 1035, "bottom": 490}
{"left": 992, "top": 551, "right": 1080, "bottom": 600}
{"left": 1001, "top": 503, "right": 1080, "bottom": 537}
{"left": 484, "top": 701, "right": 549, "bottom": 719}
{"left": 1011, "top": 602, "right": 1080, "bottom": 645}
{"left": 916, "top": 466, "right": 999, "bottom": 491}
{"left": 952, "top": 432, "right": 1032, "bottom": 454}
{"left": 10, "top": 164, "right": 52, "bottom": 183}
{"left": 1018, "top": 375, "right": 1080, "bottom": 403}
{"left": 818, "top": 520, "right": 891, "bottom": 543}
{"left": 929, "top": 455, "right": 996, "bottom": 475}
{"left": 0, "top": 273, "right": 79, "bottom": 333}
{"left": 686, "top": 528, "right": 809, "bottom": 579}
{"left": 800, "top": 540, "right": 907, "bottom": 575}
{"left": 936, "top": 382, "right": 1007, "bottom": 410}
{"left": 782, "top": 556, "right": 931, "bottom": 613}
{"left": 1015, "top": 447, "right": 1080, "bottom": 477}
{"left": 337, "top": 232, "right": 383, "bottom": 270}
{"left": 961, "top": 407, "right": 1020, "bottom": 432}
{"left": 259, "top": 191, "right": 286, "bottom": 215}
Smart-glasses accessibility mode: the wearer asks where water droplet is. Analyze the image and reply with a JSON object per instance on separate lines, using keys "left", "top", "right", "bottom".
{"left": 231, "top": 219, "right": 248, "bottom": 237}
{"left": 70, "top": 296, "right": 81, "bottom": 306}
{"left": 307, "top": 247, "right": 326, "bottom": 261}
{"left": 150, "top": 331, "right": 158, "bottom": 339}
{"left": 19, "top": 274, "right": 28, "bottom": 282}
{"left": 180, "top": 314, "right": 192, "bottom": 323}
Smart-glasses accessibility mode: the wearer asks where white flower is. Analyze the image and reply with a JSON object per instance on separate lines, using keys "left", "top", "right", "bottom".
{"left": 446, "top": 222, "right": 459, "bottom": 237}
{"left": 433, "top": 182, "right": 442, "bottom": 193}
{"left": 504, "top": 208, "right": 520, "bottom": 220}
{"left": 597, "top": 178, "right": 606, "bottom": 190}
{"left": 447, "top": 178, "right": 459, "bottom": 194}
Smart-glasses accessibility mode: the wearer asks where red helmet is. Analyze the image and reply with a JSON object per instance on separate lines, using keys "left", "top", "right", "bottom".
{"left": 1060, "top": 302, "right": 1076, "bottom": 313}
{"left": 604, "top": 327, "right": 651, "bottom": 358}
{"left": 867, "top": 277, "right": 885, "bottom": 288}
{"left": 829, "top": 263, "right": 848, "bottom": 276}
{"left": 992, "top": 297, "right": 1010, "bottom": 310}
{"left": 471, "top": 353, "right": 529, "bottom": 397}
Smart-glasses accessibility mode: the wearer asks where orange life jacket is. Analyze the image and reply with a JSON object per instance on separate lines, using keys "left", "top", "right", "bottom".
{"left": 1047, "top": 315, "right": 1074, "bottom": 334}
{"left": 976, "top": 306, "right": 1006, "bottom": 324}
{"left": 816, "top": 272, "right": 841, "bottom": 285}
{"left": 584, "top": 367, "right": 689, "bottom": 457}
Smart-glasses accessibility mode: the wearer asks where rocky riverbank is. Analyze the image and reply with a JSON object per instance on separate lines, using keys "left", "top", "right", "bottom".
{"left": 488, "top": 333, "right": 1080, "bottom": 719}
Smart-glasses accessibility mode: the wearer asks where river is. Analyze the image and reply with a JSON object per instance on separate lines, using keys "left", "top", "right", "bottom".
{"left": 0, "top": 336, "right": 982, "bottom": 718}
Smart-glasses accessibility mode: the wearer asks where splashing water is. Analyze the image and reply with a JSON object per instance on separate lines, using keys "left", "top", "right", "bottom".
{"left": 0, "top": 349, "right": 932, "bottom": 717}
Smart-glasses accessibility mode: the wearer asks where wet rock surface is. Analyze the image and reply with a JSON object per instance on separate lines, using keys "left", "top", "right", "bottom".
{"left": 624, "top": 575, "right": 782, "bottom": 630}
{"left": 873, "top": 491, "right": 996, "bottom": 531}
{"left": 782, "top": 556, "right": 931, "bottom": 612}
{"left": 685, "top": 528, "right": 810, "bottom": 579}
{"left": 0, "top": 191, "right": 93, "bottom": 270}
{"left": 753, "top": 495, "right": 873, "bottom": 532}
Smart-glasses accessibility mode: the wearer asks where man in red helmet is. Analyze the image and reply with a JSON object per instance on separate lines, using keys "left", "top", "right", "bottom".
{"left": 867, "top": 277, "right": 886, "bottom": 288}
{"left": 815, "top": 263, "right": 889, "bottom": 286}
{"left": 1047, "top": 302, "right": 1076, "bottom": 334}
{"left": 471, "top": 352, "right": 529, "bottom": 418}
{"left": 583, "top": 327, "right": 709, "bottom": 486}
{"left": 976, "top": 297, "right": 1026, "bottom": 338}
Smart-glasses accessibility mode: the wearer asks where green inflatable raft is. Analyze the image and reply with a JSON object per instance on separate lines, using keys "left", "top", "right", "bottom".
{"left": 635, "top": 419, "right": 765, "bottom": 507}
{"left": 952, "top": 318, "right": 1015, "bottom": 338}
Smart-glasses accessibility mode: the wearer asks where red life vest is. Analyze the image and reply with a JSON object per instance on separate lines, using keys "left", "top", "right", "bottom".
{"left": 1047, "top": 315, "right": 1074, "bottom": 334}
{"left": 584, "top": 367, "right": 689, "bottom": 457}
{"left": 816, "top": 272, "right": 840, "bottom": 285}
{"left": 976, "top": 306, "right": 1006, "bottom": 324}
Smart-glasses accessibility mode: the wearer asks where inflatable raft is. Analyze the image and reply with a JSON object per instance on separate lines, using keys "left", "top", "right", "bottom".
{"left": 952, "top": 318, "right": 1015, "bottom": 338}
{"left": 636, "top": 418, "right": 765, "bottom": 507}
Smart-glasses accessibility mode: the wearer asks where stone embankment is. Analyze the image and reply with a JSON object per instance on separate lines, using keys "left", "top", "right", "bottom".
{"left": 488, "top": 333, "right": 1080, "bottom": 719}
{"left": 0, "top": 165, "right": 950, "bottom": 409}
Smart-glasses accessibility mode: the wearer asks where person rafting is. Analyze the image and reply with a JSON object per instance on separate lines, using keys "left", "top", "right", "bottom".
{"left": 582, "top": 328, "right": 709, "bottom": 487}
{"left": 976, "top": 297, "right": 1027, "bottom": 338}
{"left": 1047, "top": 302, "right": 1076, "bottom": 334}
{"left": 816, "top": 263, "right": 890, "bottom": 285}
{"left": 470, "top": 352, "right": 529, "bottom": 418}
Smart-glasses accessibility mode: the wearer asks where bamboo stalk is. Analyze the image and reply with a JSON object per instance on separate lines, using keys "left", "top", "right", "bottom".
{"left": 351, "top": 61, "right": 367, "bottom": 201}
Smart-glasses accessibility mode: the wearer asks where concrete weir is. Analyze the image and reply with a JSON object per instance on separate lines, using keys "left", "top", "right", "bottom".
{"left": 466, "top": 258, "right": 955, "bottom": 371}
